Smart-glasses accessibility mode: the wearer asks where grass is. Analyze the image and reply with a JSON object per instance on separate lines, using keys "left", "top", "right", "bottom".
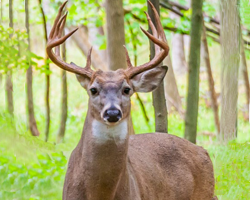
{"left": 209, "top": 142, "right": 250, "bottom": 200}
{"left": 1, "top": 113, "right": 250, "bottom": 200}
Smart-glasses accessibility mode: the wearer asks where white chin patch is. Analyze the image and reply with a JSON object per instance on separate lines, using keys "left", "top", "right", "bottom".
{"left": 92, "top": 120, "right": 128, "bottom": 144}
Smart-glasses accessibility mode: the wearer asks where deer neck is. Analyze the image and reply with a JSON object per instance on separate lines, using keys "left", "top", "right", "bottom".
{"left": 80, "top": 109, "right": 131, "bottom": 199}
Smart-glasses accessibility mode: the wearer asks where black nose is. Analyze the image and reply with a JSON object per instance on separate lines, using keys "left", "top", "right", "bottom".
{"left": 104, "top": 108, "right": 122, "bottom": 123}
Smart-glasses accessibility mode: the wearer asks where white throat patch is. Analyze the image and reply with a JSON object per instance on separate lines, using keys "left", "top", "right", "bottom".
{"left": 92, "top": 120, "right": 128, "bottom": 144}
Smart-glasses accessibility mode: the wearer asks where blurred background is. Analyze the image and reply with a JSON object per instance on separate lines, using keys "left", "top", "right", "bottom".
{"left": 0, "top": 0, "right": 250, "bottom": 199}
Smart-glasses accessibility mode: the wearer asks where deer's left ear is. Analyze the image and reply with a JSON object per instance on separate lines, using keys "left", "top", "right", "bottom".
{"left": 130, "top": 65, "right": 168, "bottom": 93}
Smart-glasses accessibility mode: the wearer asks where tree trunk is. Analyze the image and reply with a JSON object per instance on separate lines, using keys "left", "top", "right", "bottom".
{"left": 25, "top": 0, "right": 40, "bottom": 136}
{"left": 201, "top": 20, "right": 220, "bottom": 134}
{"left": 105, "top": 0, "right": 126, "bottom": 70}
{"left": 184, "top": 0, "right": 203, "bottom": 144}
{"left": 57, "top": 35, "right": 68, "bottom": 143}
{"left": 183, "top": 0, "right": 191, "bottom": 57}
{"left": 45, "top": 64, "right": 50, "bottom": 141}
{"left": 220, "top": 0, "right": 240, "bottom": 142}
{"left": 148, "top": 0, "right": 168, "bottom": 133}
{"left": 38, "top": 0, "right": 50, "bottom": 141}
{"left": 172, "top": 33, "right": 187, "bottom": 74}
{"left": 163, "top": 55, "right": 183, "bottom": 115}
{"left": 6, "top": 0, "right": 14, "bottom": 116}
{"left": 6, "top": 71, "right": 13, "bottom": 115}
{"left": 169, "top": 7, "right": 187, "bottom": 75}
{"left": 240, "top": 25, "right": 250, "bottom": 121}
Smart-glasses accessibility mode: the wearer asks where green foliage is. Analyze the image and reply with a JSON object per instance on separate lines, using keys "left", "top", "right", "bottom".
{"left": 203, "top": 1, "right": 217, "bottom": 18}
{"left": 0, "top": 113, "right": 67, "bottom": 200}
{"left": 0, "top": 26, "right": 27, "bottom": 73}
{"left": 182, "top": 0, "right": 190, "bottom": 6}
{"left": 0, "top": 25, "right": 42, "bottom": 74}
{"left": 178, "top": 16, "right": 190, "bottom": 33}
{"left": 240, "top": 0, "right": 250, "bottom": 30}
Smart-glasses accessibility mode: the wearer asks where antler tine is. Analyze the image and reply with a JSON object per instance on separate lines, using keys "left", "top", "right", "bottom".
{"left": 123, "top": 45, "right": 133, "bottom": 68}
{"left": 148, "top": 0, "right": 167, "bottom": 42}
{"left": 46, "top": 1, "right": 94, "bottom": 78}
{"left": 56, "top": 12, "right": 68, "bottom": 38}
{"left": 55, "top": 12, "right": 68, "bottom": 56}
{"left": 85, "top": 47, "right": 93, "bottom": 69}
{"left": 144, "top": 11, "right": 160, "bottom": 54}
{"left": 125, "top": 1, "right": 169, "bottom": 78}
{"left": 144, "top": 11, "right": 157, "bottom": 38}
{"left": 140, "top": 27, "right": 167, "bottom": 49}
{"left": 49, "top": 1, "right": 67, "bottom": 40}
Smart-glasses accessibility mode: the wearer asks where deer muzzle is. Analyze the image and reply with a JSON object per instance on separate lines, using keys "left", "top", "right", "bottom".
{"left": 103, "top": 108, "right": 122, "bottom": 123}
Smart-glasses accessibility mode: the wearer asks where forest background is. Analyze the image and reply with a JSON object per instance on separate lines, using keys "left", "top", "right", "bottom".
{"left": 0, "top": 0, "right": 250, "bottom": 199}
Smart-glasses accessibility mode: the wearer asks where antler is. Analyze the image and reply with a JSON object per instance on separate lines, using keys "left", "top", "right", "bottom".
{"left": 46, "top": 1, "right": 94, "bottom": 78}
{"left": 124, "top": 1, "right": 169, "bottom": 78}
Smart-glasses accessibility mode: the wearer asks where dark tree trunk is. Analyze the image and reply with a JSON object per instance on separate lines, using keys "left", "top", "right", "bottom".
{"left": 184, "top": 0, "right": 203, "bottom": 144}
{"left": 25, "top": 0, "right": 40, "bottom": 136}
{"left": 201, "top": 20, "right": 220, "bottom": 134}
{"left": 57, "top": 36, "right": 68, "bottom": 143}
{"left": 148, "top": 0, "right": 168, "bottom": 133}
{"left": 105, "top": 0, "right": 126, "bottom": 70}
{"left": 38, "top": 0, "right": 50, "bottom": 141}
{"left": 240, "top": 25, "right": 250, "bottom": 121}
{"left": 6, "top": 0, "right": 14, "bottom": 116}
{"left": 183, "top": 0, "right": 191, "bottom": 59}
{"left": 6, "top": 71, "right": 13, "bottom": 115}
{"left": 220, "top": 0, "right": 240, "bottom": 142}
{"left": 45, "top": 66, "right": 50, "bottom": 141}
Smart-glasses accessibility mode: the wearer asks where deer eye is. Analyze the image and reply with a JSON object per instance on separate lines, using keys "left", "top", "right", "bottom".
{"left": 90, "top": 88, "right": 98, "bottom": 95}
{"left": 123, "top": 87, "right": 131, "bottom": 95}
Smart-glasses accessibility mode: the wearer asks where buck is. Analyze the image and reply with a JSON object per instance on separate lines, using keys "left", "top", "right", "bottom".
{"left": 47, "top": 1, "right": 216, "bottom": 200}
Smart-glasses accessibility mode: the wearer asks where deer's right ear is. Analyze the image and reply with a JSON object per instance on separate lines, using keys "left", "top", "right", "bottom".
{"left": 76, "top": 74, "right": 90, "bottom": 90}
{"left": 70, "top": 62, "right": 90, "bottom": 89}
{"left": 130, "top": 65, "right": 168, "bottom": 93}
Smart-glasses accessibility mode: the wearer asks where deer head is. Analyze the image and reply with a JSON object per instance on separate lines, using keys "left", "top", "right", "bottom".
{"left": 47, "top": 0, "right": 169, "bottom": 125}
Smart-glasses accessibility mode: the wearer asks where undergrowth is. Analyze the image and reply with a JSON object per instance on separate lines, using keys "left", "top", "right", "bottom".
{"left": 0, "top": 108, "right": 250, "bottom": 199}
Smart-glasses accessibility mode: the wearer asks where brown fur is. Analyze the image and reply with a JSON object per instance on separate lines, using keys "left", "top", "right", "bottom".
{"left": 63, "top": 112, "right": 216, "bottom": 200}
{"left": 63, "top": 71, "right": 216, "bottom": 200}
{"left": 49, "top": 2, "right": 216, "bottom": 199}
